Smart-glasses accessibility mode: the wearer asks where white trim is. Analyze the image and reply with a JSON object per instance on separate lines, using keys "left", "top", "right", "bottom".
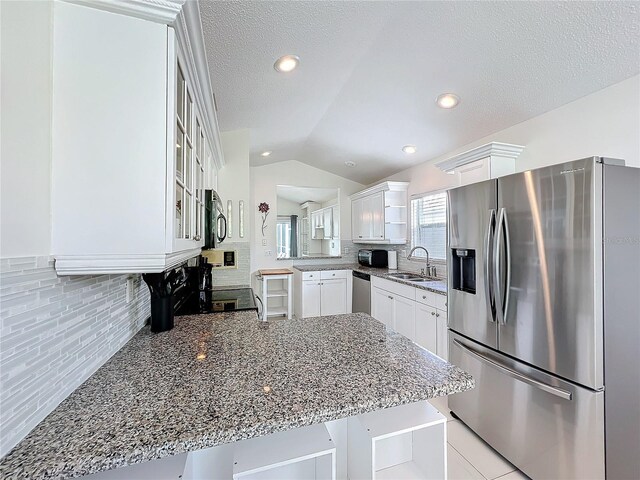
{"left": 410, "top": 187, "right": 449, "bottom": 201}
{"left": 175, "top": 2, "right": 225, "bottom": 170}
{"left": 64, "top": 0, "right": 185, "bottom": 24}
{"left": 54, "top": 248, "right": 201, "bottom": 275}
{"left": 435, "top": 142, "right": 525, "bottom": 173}
{"left": 350, "top": 181, "right": 409, "bottom": 200}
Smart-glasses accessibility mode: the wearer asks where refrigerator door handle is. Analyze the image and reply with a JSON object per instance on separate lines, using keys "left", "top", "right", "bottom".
{"left": 453, "top": 339, "right": 573, "bottom": 401}
{"left": 494, "top": 208, "right": 512, "bottom": 325}
{"left": 484, "top": 209, "right": 496, "bottom": 322}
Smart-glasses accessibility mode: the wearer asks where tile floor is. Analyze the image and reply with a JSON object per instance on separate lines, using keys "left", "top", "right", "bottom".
{"left": 428, "top": 397, "right": 530, "bottom": 480}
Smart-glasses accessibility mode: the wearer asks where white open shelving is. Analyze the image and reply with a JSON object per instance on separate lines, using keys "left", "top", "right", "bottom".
{"left": 348, "top": 401, "right": 447, "bottom": 480}
{"left": 232, "top": 423, "right": 336, "bottom": 480}
{"left": 95, "top": 401, "right": 446, "bottom": 480}
{"left": 257, "top": 270, "right": 293, "bottom": 319}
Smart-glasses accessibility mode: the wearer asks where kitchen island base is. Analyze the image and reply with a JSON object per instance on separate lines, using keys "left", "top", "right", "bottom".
{"left": 81, "top": 401, "right": 446, "bottom": 480}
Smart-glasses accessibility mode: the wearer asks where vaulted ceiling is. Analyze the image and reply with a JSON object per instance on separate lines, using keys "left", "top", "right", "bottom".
{"left": 200, "top": 1, "right": 639, "bottom": 184}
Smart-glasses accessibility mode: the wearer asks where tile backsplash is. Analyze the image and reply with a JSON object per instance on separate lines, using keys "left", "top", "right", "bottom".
{"left": 342, "top": 242, "right": 447, "bottom": 280}
{"left": 0, "top": 256, "right": 150, "bottom": 458}
{"left": 210, "top": 242, "right": 251, "bottom": 286}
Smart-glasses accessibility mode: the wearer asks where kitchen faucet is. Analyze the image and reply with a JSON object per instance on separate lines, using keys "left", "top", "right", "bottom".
{"left": 407, "top": 246, "right": 436, "bottom": 277}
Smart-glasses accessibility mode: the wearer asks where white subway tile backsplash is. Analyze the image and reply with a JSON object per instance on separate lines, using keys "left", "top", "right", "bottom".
{"left": 0, "top": 255, "right": 150, "bottom": 459}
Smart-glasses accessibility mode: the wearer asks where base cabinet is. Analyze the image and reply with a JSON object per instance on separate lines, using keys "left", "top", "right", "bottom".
{"left": 371, "top": 287, "right": 415, "bottom": 340}
{"left": 82, "top": 402, "right": 445, "bottom": 480}
{"left": 372, "top": 277, "right": 448, "bottom": 360}
{"left": 415, "top": 304, "right": 438, "bottom": 354}
{"left": 294, "top": 270, "right": 351, "bottom": 318}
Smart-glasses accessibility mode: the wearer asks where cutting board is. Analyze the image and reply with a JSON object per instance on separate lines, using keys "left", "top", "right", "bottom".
{"left": 258, "top": 268, "right": 293, "bottom": 276}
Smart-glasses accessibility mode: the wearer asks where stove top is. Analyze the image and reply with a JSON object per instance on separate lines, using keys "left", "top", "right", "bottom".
{"left": 175, "top": 287, "right": 258, "bottom": 316}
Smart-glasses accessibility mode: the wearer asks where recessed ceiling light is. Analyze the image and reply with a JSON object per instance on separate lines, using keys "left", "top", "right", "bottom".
{"left": 446, "top": 170, "right": 456, "bottom": 175}
{"left": 274, "top": 55, "right": 300, "bottom": 73}
{"left": 436, "top": 93, "right": 460, "bottom": 109}
{"left": 261, "top": 151, "right": 272, "bottom": 157}
{"left": 345, "top": 161, "right": 356, "bottom": 168}
{"left": 402, "top": 145, "right": 417, "bottom": 154}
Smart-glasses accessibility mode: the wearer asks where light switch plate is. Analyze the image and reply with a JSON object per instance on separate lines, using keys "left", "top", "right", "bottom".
{"left": 262, "top": 239, "right": 267, "bottom": 246}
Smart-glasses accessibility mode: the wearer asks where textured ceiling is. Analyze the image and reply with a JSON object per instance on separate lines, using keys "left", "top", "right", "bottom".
{"left": 200, "top": 1, "right": 640, "bottom": 184}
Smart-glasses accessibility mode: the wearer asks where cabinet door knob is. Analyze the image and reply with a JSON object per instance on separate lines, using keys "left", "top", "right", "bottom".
{"left": 388, "top": 295, "right": 393, "bottom": 299}
{"left": 422, "top": 295, "right": 426, "bottom": 299}
{"left": 436, "top": 313, "right": 440, "bottom": 317}
{"left": 332, "top": 273, "right": 335, "bottom": 276}
{"left": 431, "top": 312, "right": 436, "bottom": 316}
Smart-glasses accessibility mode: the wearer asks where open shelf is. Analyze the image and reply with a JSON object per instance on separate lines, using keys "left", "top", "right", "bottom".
{"left": 376, "top": 460, "right": 425, "bottom": 480}
{"left": 348, "top": 401, "right": 446, "bottom": 480}
{"left": 266, "top": 306, "right": 288, "bottom": 317}
{"left": 266, "top": 289, "right": 289, "bottom": 298}
{"left": 233, "top": 423, "right": 335, "bottom": 479}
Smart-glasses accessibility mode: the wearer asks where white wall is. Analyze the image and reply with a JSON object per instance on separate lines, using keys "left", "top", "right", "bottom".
{"left": 0, "top": 0, "right": 53, "bottom": 258}
{"left": 217, "top": 129, "right": 250, "bottom": 242}
{"left": 384, "top": 75, "right": 640, "bottom": 197}
{"left": 250, "top": 160, "right": 365, "bottom": 272}
{"left": 276, "top": 197, "right": 305, "bottom": 217}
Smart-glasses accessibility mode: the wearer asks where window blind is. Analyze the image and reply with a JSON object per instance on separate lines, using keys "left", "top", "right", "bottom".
{"left": 410, "top": 192, "right": 447, "bottom": 260}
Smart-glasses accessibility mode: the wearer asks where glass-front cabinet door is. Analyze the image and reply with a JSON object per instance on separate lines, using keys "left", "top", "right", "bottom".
{"left": 174, "top": 55, "right": 206, "bottom": 248}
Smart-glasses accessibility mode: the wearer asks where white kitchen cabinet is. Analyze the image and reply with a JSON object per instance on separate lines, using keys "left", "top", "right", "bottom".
{"left": 351, "top": 182, "right": 409, "bottom": 244}
{"left": 320, "top": 278, "right": 347, "bottom": 316}
{"left": 301, "top": 281, "right": 322, "bottom": 318}
{"left": 323, "top": 208, "right": 334, "bottom": 239}
{"left": 331, "top": 206, "right": 340, "bottom": 239}
{"left": 294, "top": 270, "right": 351, "bottom": 318}
{"left": 435, "top": 142, "right": 525, "bottom": 187}
{"left": 371, "top": 287, "right": 394, "bottom": 328}
{"left": 372, "top": 276, "right": 448, "bottom": 359}
{"left": 371, "top": 286, "right": 415, "bottom": 339}
{"left": 393, "top": 295, "right": 416, "bottom": 341}
{"left": 436, "top": 310, "right": 448, "bottom": 361}
{"left": 50, "top": 1, "right": 224, "bottom": 275}
{"left": 415, "top": 304, "right": 438, "bottom": 354}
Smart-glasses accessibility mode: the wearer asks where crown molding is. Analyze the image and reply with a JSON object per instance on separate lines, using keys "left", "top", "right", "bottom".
{"left": 64, "top": 0, "right": 185, "bottom": 24}
{"left": 54, "top": 248, "right": 201, "bottom": 275}
{"left": 436, "top": 142, "right": 525, "bottom": 173}
{"left": 350, "top": 181, "right": 409, "bottom": 200}
{"left": 176, "top": 1, "right": 225, "bottom": 169}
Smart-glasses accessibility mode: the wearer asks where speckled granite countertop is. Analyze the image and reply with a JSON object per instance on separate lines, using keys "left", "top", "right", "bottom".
{"left": 293, "top": 263, "right": 447, "bottom": 295}
{"left": 0, "top": 311, "right": 473, "bottom": 480}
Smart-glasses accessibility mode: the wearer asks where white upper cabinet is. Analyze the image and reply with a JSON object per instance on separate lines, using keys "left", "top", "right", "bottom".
{"left": 435, "top": 142, "right": 525, "bottom": 187}
{"left": 51, "top": 1, "right": 224, "bottom": 275}
{"left": 351, "top": 182, "right": 409, "bottom": 244}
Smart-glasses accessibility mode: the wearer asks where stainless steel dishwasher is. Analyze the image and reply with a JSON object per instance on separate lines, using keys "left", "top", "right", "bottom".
{"left": 352, "top": 271, "right": 371, "bottom": 314}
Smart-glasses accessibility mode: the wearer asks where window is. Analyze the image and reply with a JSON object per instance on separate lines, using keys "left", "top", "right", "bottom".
{"left": 410, "top": 192, "right": 447, "bottom": 260}
{"left": 276, "top": 217, "right": 292, "bottom": 258}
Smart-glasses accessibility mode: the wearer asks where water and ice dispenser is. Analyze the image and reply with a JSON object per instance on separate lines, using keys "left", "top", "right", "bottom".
{"left": 451, "top": 248, "right": 476, "bottom": 294}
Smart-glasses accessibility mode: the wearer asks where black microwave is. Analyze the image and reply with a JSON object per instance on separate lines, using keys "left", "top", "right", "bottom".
{"left": 205, "top": 190, "right": 227, "bottom": 249}
{"left": 358, "top": 249, "right": 388, "bottom": 268}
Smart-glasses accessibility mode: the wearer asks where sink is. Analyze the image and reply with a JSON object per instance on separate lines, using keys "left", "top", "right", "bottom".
{"left": 387, "top": 273, "right": 424, "bottom": 281}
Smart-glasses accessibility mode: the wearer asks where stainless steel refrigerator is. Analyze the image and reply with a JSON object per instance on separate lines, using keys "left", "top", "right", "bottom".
{"left": 447, "top": 157, "right": 640, "bottom": 480}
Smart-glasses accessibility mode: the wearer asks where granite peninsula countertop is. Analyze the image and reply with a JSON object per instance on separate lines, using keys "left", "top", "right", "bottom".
{"left": 0, "top": 311, "right": 473, "bottom": 480}
{"left": 293, "top": 263, "right": 448, "bottom": 295}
